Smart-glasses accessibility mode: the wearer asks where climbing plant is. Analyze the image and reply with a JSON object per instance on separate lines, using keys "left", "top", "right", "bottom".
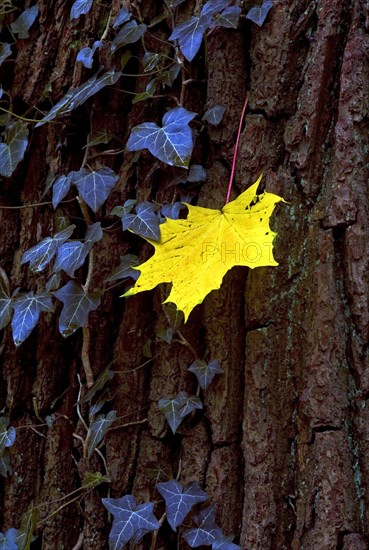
{"left": 0, "top": 0, "right": 280, "bottom": 548}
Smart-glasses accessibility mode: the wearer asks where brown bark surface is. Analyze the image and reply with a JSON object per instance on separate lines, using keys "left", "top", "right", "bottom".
{"left": 1, "top": 0, "right": 369, "bottom": 548}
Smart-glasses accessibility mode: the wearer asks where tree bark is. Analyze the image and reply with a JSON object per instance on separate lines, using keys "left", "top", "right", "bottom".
{"left": 1, "top": 0, "right": 369, "bottom": 548}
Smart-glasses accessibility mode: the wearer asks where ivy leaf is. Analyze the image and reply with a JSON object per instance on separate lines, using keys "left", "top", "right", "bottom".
{"left": 86, "top": 410, "right": 116, "bottom": 458}
{"left": 105, "top": 254, "right": 140, "bottom": 283}
{"left": 0, "top": 528, "right": 19, "bottom": 550}
{"left": 127, "top": 106, "right": 196, "bottom": 168}
{"left": 45, "top": 273, "right": 61, "bottom": 292}
{"left": 179, "top": 394, "right": 203, "bottom": 417}
{"left": 54, "top": 281, "right": 101, "bottom": 337}
{"left": 111, "top": 20, "right": 147, "bottom": 52}
{"left": 122, "top": 202, "right": 161, "bottom": 241}
{"left": 70, "top": 0, "right": 93, "bottom": 20}
{"left": 0, "top": 416, "right": 16, "bottom": 454}
{"left": 0, "top": 120, "right": 28, "bottom": 177}
{"left": 52, "top": 173, "right": 74, "bottom": 209}
{"left": 0, "top": 43, "right": 12, "bottom": 67}
{"left": 142, "top": 52, "right": 160, "bottom": 72}
{"left": 11, "top": 292, "right": 54, "bottom": 346}
{"left": 160, "top": 202, "right": 183, "bottom": 220}
{"left": 74, "top": 167, "right": 119, "bottom": 212}
{"left": 123, "top": 176, "right": 284, "bottom": 321}
{"left": 112, "top": 8, "right": 131, "bottom": 29}
{"left": 80, "top": 367, "right": 115, "bottom": 403}
{"left": 0, "top": 278, "right": 12, "bottom": 330}
{"left": 16, "top": 508, "right": 37, "bottom": 550}
{"left": 158, "top": 391, "right": 202, "bottom": 433}
{"left": 76, "top": 40, "right": 103, "bottom": 69}
{"left": 35, "top": 70, "right": 122, "bottom": 127}
{"left": 21, "top": 225, "right": 75, "bottom": 273}
{"left": 188, "top": 359, "right": 223, "bottom": 390}
{"left": 169, "top": 0, "right": 229, "bottom": 61}
{"left": 54, "top": 242, "right": 88, "bottom": 277}
{"left": 157, "top": 63, "right": 181, "bottom": 87}
{"left": 84, "top": 131, "right": 113, "bottom": 147}
{"left": 183, "top": 505, "right": 222, "bottom": 547}
{"left": 53, "top": 223, "right": 101, "bottom": 277}
{"left": 212, "top": 535, "right": 241, "bottom": 549}
{"left": 168, "top": 0, "right": 187, "bottom": 6}
{"left": 201, "top": 0, "right": 230, "bottom": 18}
{"left": 10, "top": 5, "right": 39, "bottom": 39}
{"left": 156, "top": 480, "right": 208, "bottom": 530}
{"left": 85, "top": 221, "right": 103, "bottom": 244}
{"left": 246, "top": 1, "right": 274, "bottom": 27}
{"left": 132, "top": 79, "right": 156, "bottom": 105}
{"left": 169, "top": 14, "right": 210, "bottom": 62}
{"left": 187, "top": 164, "right": 207, "bottom": 182}
{"left": 202, "top": 105, "right": 226, "bottom": 126}
{"left": 158, "top": 391, "right": 187, "bottom": 434}
{"left": 215, "top": 6, "right": 241, "bottom": 29}
{"left": 102, "top": 494, "right": 160, "bottom": 548}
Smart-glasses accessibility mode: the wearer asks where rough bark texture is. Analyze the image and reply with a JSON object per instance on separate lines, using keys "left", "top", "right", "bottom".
{"left": 1, "top": 0, "right": 369, "bottom": 548}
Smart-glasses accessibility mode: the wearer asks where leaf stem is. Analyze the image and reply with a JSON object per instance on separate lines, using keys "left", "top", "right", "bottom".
{"left": 0, "top": 106, "right": 52, "bottom": 124}
{"left": 225, "top": 95, "right": 248, "bottom": 205}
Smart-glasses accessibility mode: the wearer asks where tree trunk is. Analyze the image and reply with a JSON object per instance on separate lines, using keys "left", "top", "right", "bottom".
{"left": 1, "top": 0, "right": 369, "bottom": 548}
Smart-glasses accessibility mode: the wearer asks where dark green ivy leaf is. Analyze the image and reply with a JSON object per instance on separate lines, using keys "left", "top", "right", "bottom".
{"left": 35, "top": 70, "right": 122, "bottom": 127}
{"left": 54, "top": 281, "right": 101, "bottom": 337}
{"left": 127, "top": 106, "right": 196, "bottom": 168}
{"left": 156, "top": 480, "right": 208, "bottom": 531}
{"left": 183, "top": 505, "right": 222, "bottom": 547}
{"left": 102, "top": 494, "right": 160, "bottom": 548}
{"left": 112, "top": 8, "right": 131, "bottom": 29}
{"left": 51, "top": 243, "right": 86, "bottom": 277}
{"left": 160, "top": 202, "right": 183, "bottom": 220}
{"left": 105, "top": 254, "right": 140, "bottom": 283}
{"left": 188, "top": 359, "right": 223, "bottom": 390}
{"left": 70, "top": 0, "right": 93, "bottom": 20}
{"left": 202, "top": 105, "right": 226, "bottom": 126}
{"left": 158, "top": 391, "right": 202, "bottom": 434}
{"left": 122, "top": 201, "right": 161, "bottom": 241}
{"left": 80, "top": 367, "right": 115, "bottom": 403}
{"left": 215, "top": 6, "right": 241, "bottom": 29}
{"left": 11, "top": 292, "right": 54, "bottom": 346}
{"left": 142, "top": 52, "right": 160, "bottom": 72}
{"left": 21, "top": 225, "right": 75, "bottom": 273}
{"left": 111, "top": 20, "right": 147, "bottom": 52}
{"left": 132, "top": 79, "right": 156, "bottom": 104}
{"left": 10, "top": 5, "right": 39, "bottom": 39}
{"left": 0, "top": 528, "right": 19, "bottom": 550}
{"left": 187, "top": 164, "right": 207, "bottom": 182}
{"left": 86, "top": 410, "right": 116, "bottom": 458}
{"left": 52, "top": 173, "right": 74, "bottom": 209}
{"left": 53, "top": 222, "right": 102, "bottom": 277}
{"left": 0, "top": 416, "right": 16, "bottom": 454}
{"left": 45, "top": 273, "right": 61, "bottom": 292}
{"left": 16, "top": 508, "right": 38, "bottom": 550}
{"left": 246, "top": 1, "right": 273, "bottom": 27}
{"left": 76, "top": 40, "right": 103, "bottom": 69}
{"left": 0, "top": 43, "right": 12, "bottom": 67}
{"left": 169, "top": 0, "right": 231, "bottom": 61}
{"left": 0, "top": 120, "right": 28, "bottom": 177}
{"left": 73, "top": 167, "right": 119, "bottom": 212}
{"left": 0, "top": 276, "right": 12, "bottom": 330}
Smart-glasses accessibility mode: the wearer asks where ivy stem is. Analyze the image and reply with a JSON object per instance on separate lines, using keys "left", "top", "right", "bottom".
{"left": 81, "top": 326, "right": 94, "bottom": 388}
{"left": 224, "top": 95, "right": 248, "bottom": 205}
{"left": 0, "top": 106, "right": 52, "bottom": 124}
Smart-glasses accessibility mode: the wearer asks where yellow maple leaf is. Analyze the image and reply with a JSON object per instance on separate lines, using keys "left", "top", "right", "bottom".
{"left": 123, "top": 175, "right": 284, "bottom": 321}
